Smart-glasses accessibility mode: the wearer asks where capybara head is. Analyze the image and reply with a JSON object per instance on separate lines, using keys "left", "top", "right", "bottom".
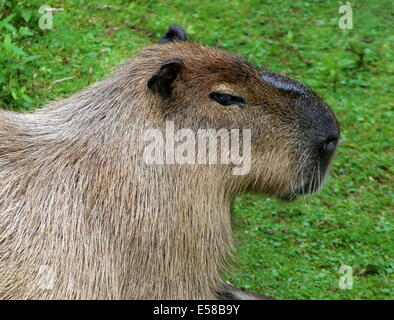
{"left": 141, "top": 25, "right": 339, "bottom": 200}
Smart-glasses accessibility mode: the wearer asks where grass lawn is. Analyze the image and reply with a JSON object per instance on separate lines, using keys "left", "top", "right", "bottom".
{"left": 1, "top": 0, "right": 392, "bottom": 299}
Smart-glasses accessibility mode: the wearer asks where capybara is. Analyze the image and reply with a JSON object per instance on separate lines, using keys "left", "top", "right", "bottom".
{"left": 0, "top": 25, "right": 339, "bottom": 299}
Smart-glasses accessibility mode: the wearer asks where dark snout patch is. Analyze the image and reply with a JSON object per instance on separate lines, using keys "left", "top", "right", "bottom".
{"left": 159, "top": 24, "right": 188, "bottom": 44}
{"left": 261, "top": 72, "right": 308, "bottom": 96}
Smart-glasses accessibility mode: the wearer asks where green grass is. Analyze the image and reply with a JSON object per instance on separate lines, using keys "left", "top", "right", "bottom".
{"left": 1, "top": 0, "right": 393, "bottom": 299}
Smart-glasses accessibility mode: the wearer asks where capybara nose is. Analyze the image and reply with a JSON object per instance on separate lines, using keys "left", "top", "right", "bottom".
{"left": 319, "top": 136, "right": 338, "bottom": 156}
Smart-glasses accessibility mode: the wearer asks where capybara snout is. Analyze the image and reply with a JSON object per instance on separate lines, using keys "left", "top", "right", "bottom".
{"left": 259, "top": 71, "right": 340, "bottom": 199}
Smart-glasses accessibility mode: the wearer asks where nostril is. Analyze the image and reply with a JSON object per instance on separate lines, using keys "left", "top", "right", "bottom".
{"left": 320, "top": 137, "right": 338, "bottom": 154}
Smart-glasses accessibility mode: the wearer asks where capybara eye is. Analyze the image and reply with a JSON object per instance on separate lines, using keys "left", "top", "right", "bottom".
{"left": 209, "top": 92, "right": 245, "bottom": 106}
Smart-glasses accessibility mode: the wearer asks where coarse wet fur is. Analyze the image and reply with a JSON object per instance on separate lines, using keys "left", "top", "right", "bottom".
{"left": 0, "top": 25, "right": 339, "bottom": 299}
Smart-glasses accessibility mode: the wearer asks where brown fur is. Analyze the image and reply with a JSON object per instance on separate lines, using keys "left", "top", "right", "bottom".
{"left": 0, "top": 39, "right": 338, "bottom": 299}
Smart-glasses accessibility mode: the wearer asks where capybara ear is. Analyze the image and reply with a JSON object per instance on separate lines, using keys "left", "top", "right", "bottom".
{"left": 148, "top": 60, "right": 183, "bottom": 98}
{"left": 159, "top": 24, "right": 188, "bottom": 44}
